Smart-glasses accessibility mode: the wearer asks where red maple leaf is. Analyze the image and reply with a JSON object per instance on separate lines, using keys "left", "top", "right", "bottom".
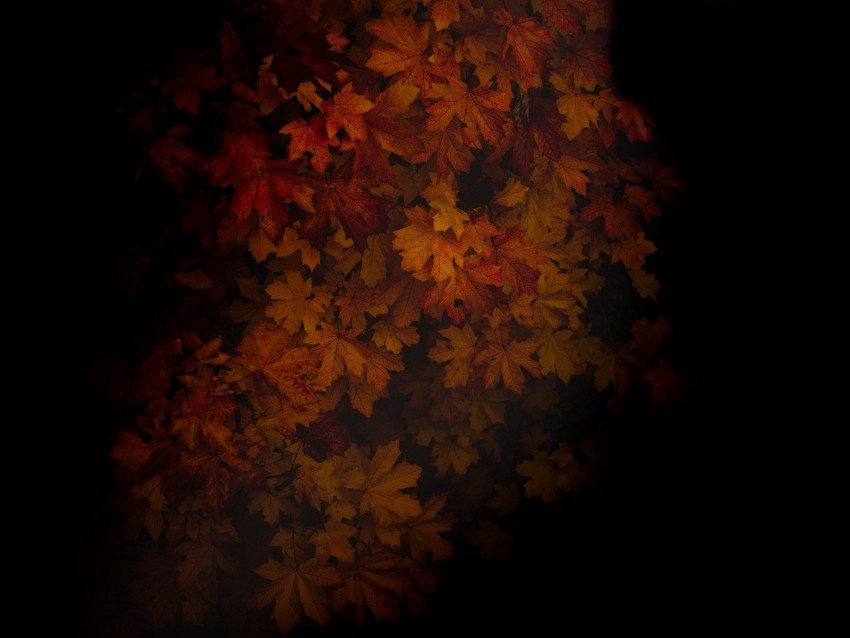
{"left": 148, "top": 126, "right": 207, "bottom": 192}
{"left": 161, "top": 49, "right": 223, "bottom": 115}
{"left": 210, "top": 131, "right": 314, "bottom": 242}
{"left": 425, "top": 76, "right": 511, "bottom": 146}
{"left": 491, "top": 9, "right": 553, "bottom": 89}
{"left": 580, "top": 191, "right": 641, "bottom": 239}
{"left": 303, "top": 164, "right": 388, "bottom": 249}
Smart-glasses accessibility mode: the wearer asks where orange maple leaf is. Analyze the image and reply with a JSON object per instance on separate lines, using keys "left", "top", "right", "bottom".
{"left": 280, "top": 116, "right": 338, "bottom": 175}
{"left": 332, "top": 547, "right": 413, "bottom": 624}
{"left": 416, "top": 119, "right": 479, "bottom": 176}
{"left": 303, "top": 322, "right": 367, "bottom": 389}
{"left": 492, "top": 9, "right": 553, "bottom": 88}
{"left": 420, "top": 256, "right": 504, "bottom": 324}
{"left": 539, "top": 0, "right": 586, "bottom": 33}
{"left": 404, "top": 493, "right": 454, "bottom": 562}
{"left": 265, "top": 270, "right": 332, "bottom": 334}
{"left": 359, "top": 440, "right": 423, "bottom": 525}
{"left": 488, "top": 228, "right": 546, "bottom": 294}
{"left": 392, "top": 205, "right": 464, "bottom": 281}
{"left": 250, "top": 557, "right": 340, "bottom": 634}
{"left": 322, "top": 82, "right": 374, "bottom": 141}
{"left": 474, "top": 333, "right": 542, "bottom": 394}
{"left": 428, "top": 322, "right": 478, "bottom": 388}
{"left": 366, "top": 15, "right": 437, "bottom": 92}
{"left": 425, "top": 76, "right": 511, "bottom": 146}
{"left": 428, "top": 0, "right": 464, "bottom": 31}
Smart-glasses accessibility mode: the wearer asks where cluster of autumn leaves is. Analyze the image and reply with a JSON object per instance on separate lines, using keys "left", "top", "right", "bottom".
{"left": 108, "top": 0, "right": 683, "bottom": 634}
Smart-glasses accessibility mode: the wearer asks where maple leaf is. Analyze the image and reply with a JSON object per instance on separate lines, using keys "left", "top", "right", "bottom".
{"left": 162, "top": 49, "right": 223, "bottom": 115}
{"left": 210, "top": 131, "right": 315, "bottom": 242}
{"left": 428, "top": 323, "right": 478, "bottom": 388}
{"left": 426, "top": 256, "right": 504, "bottom": 324}
{"left": 580, "top": 191, "right": 641, "bottom": 239}
{"left": 433, "top": 437, "right": 479, "bottom": 474}
{"left": 486, "top": 482, "right": 520, "bottom": 516}
{"left": 624, "top": 184, "right": 662, "bottom": 221}
{"left": 148, "top": 126, "right": 206, "bottom": 192}
{"left": 488, "top": 228, "right": 546, "bottom": 294}
{"left": 516, "top": 451, "right": 569, "bottom": 503}
{"left": 468, "top": 520, "right": 512, "bottom": 563}
{"left": 280, "top": 117, "right": 338, "bottom": 175}
{"left": 366, "top": 15, "right": 437, "bottom": 92}
{"left": 250, "top": 557, "right": 341, "bottom": 634}
{"left": 333, "top": 547, "right": 414, "bottom": 624}
{"left": 304, "top": 322, "right": 367, "bottom": 389}
{"left": 611, "top": 232, "right": 656, "bottom": 270}
{"left": 551, "top": 72, "right": 598, "bottom": 140}
{"left": 616, "top": 98, "right": 654, "bottom": 142}
{"left": 355, "top": 92, "right": 422, "bottom": 183}
{"left": 392, "top": 205, "right": 464, "bottom": 281}
{"left": 428, "top": 0, "right": 463, "bottom": 30}
{"left": 404, "top": 494, "right": 454, "bottom": 562}
{"left": 359, "top": 440, "right": 423, "bottom": 525}
{"left": 334, "top": 275, "right": 389, "bottom": 332}
{"left": 265, "top": 270, "right": 332, "bottom": 334}
{"left": 371, "top": 320, "right": 419, "bottom": 355}
{"left": 474, "top": 333, "right": 542, "bottom": 394}
{"left": 536, "top": 326, "right": 582, "bottom": 384}
{"left": 418, "top": 116, "right": 479, "bottom": 176}
{"left": 170, "top": 376, "right": 237, "bottom": 452}
{"left": 425, "top": 76, "right": 511, "bottom": 146}
{"left": 310, "top": 520, "right": 357, "bottom": 563}
{"left": 492, "top": 9, "right": 553, "bottom": 89}
{"left": 537, "top": 0, "right": 585, "bottom": 33}
{"left": 304, "top": 164, "right": 388, "bottom": 249}
{"left": 322, "top": 83, "right": 374, "bottom": 141}
{"left": 561, "top": 32, "right": 611, "bottom": 91}
{"left": 629, "top": 269, "right": 660, "bottom": 301}
{"left": 266, "top": 24, "right": 345, "bottom": 94}
{"left": 360, "top": 234, "right": 388, "bottom": 287}
{"left": 234, "top": 321, "right": 321, "bottom": 409}
{"left": 348, "top": 378, "right": 384, "bottom": 417}
{"left": 642, "top": 358, "right": 682, "bottom": 404}
{"left": 506, "top": 92, "right": 563, "bottom": 176}
{"left": 130, "top": 475, "right": 169, "bottom": 540}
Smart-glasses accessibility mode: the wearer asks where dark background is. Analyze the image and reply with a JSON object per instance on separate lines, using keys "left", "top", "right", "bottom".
{"left": 60, "top": 1, "right": 770, "bottom": 633}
